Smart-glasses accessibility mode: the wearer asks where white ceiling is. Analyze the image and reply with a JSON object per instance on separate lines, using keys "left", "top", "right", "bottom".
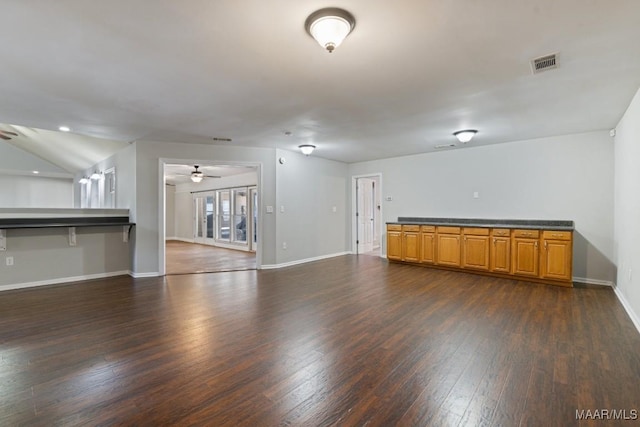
{"left": 165, "top": 164, "right": 256, "bottom": 185}
{"left": 1, "top": 0, "right": 639, "bottom": 169}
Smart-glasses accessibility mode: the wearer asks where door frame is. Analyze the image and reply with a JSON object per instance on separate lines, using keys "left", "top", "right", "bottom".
{"left": 158, "top": 158, "right": 263, "bottom": 276}
{"left": 351, "top": 173, "right": 383, "bottom": 256}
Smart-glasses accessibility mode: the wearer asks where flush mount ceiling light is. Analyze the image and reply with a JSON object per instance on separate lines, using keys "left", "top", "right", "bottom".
{"left": 59, "top": 126, "right": 71, "bottom": 132}
{"left": 299, "top": 144, "right": 316, "bottom": 155}
{"left": 453, "top": 129, "right": 478, "bottom": 143}
{"left": 190, "top": 166, "right": 204, "bottom": 183}
{"left": 305, "top": 8, "right": 355, "bottom": 53}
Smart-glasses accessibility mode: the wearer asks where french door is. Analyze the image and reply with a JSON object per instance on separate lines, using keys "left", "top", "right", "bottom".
{"left": 194, "top": 193, "right": 216, "bottom": 245}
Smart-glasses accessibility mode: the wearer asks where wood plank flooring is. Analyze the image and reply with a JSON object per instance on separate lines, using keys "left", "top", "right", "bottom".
{"left": 1, "top": 255, "right": 639, "bottom": 426}
{"left": 166, "top": 240, "right": 256, "bottom": 274}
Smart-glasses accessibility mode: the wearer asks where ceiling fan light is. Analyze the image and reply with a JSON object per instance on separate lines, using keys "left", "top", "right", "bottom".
{"left": 453, "top": 129, "right": 478, "bottom": 143}
{"left": 190, "top": 174, "right": 204, "bottom": 183}
{"left": 305, "top": 8, "right": 355, "bottom": 53}
{"left": 299, "top": 144, "right": 316, "bottom": 155}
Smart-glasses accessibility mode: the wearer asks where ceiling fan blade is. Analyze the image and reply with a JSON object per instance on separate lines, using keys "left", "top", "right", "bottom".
{"left": 0, "top": 130, "right": 18, "bottom": 136}
{"left": 0, "top": 134, "right": 11, "bottom": 140}
{"left": 204, "top": 175, "right": 221, "bottom": 178}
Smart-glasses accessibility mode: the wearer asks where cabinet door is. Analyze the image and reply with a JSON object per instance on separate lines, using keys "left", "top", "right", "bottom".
{"left": 420, "top": 232, "right": 436, "bottom": 264}
{"left": 490, "top": 237, "right": 511, "bottom": 273}
{"left": 403, "top": 232, "right": 420, "bottom": 262}
{"left": 387, "top": 231, "right": 402, "bottom": 260}
{"left": 462, "top": 235, "right": 489, "bottom": 270}
{"left": 541, "top": 239, "right": 572, "bottom": 281}
{"left": 437, "top": 233, "right": 461, "bottom": 267}
{"left": 512, "top": 238, "right": 539, "bottom": 276}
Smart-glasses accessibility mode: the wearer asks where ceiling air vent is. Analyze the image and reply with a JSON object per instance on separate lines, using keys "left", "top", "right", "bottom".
{"left": 531, "top": 53, "right": 558, "bottom": 74}
{"left": 212, "top": 137, "right": 232, "bottom": 142}
{"left": 434, "top": 143, "right": 456, "bottom": 149}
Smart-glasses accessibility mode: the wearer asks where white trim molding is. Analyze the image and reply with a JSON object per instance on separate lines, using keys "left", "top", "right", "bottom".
{"left": 612, "top": 285, "right": 640, "bottom": 335}
{"left": 572, "top": 277, "right": 614, "bottom": 287}
{"left": 129, "top": 271, "right": 161, "bottom": 278}
{"left": 0, "top": 271, "right": 130, "bottom": 292}
{"left": 261, "top": 252, "right": 350, "bottom": 270}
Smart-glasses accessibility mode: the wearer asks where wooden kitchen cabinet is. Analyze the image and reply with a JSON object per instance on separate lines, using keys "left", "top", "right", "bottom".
{"left": 402, "top": 225, "right": 421, "bottom": 262}
{"left": 386, "top": 224, "right": 402, "bottom": 261}
{"left": 512, "top": 229, "right": 540, "bottom": 277}
{"left": 387, "top": 220, "right": 573, "bottom": 287}
{"left": 420, "top": 225, "right": 436, "bottom": 264}
{"left": 436, "top": 226, "right": 461, "bottom": 267}
{"left": 490, "top": 228, "right": 511, "bottom": 273}
{"left": 540, "top": 230, "right": 573, "bottom": 281}
{"left": 462, "top": 228, "right": 490, "bottom": 270}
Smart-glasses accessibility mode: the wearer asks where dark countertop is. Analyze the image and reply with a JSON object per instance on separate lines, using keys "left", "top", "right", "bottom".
{"left": 0, "top": 217, "right": 135, "bottom": 229}
{"left": 387, "top": 217, "right": 574, "bottom": 231}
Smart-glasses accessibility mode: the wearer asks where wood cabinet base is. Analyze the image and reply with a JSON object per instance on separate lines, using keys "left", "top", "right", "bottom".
{"left": 387, "top": 259, "right": 573, "bottom": 287}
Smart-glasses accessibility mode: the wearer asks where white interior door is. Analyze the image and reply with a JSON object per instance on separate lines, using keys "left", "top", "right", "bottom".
{"left": 357, "top": 178, "right": 375, "bottom": 253}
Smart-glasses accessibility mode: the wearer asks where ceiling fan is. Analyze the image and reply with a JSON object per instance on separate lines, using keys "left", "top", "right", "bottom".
{"left": 0, "top": 129, "right": 19, "bottom": 140}
{"left": 176, "top": 165, "right": 221, "bottom": 183}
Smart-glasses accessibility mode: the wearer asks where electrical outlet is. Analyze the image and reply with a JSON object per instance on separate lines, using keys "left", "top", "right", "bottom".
{"left": 6, "top": 256, "right": 14, "bottom": 266}
{"left": 282, "top": 242, "right": 287, "bottom": 250}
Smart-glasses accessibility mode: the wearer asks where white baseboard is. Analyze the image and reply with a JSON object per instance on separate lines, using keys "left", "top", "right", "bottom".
{"left": 129, "top": 271, "right": 161, "bottom": 278}
{"left": 572, "top": 277, "right": 614, "bottom": 287}
{"left": 0, "top": 270, "right": 131, "bottom": 292}
{"left": 166, "top": 237, "right": 194, "bottom": 243}
{"left": 612, "top": 284, "right": 640, "bottom": 336}
{"left": 261, "top": 251, "right": 350, "bottom": 270}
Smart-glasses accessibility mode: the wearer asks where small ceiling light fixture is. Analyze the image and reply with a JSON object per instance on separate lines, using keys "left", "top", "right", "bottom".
{"left": 79, "top": 177, "right": 90, "bottom": 184}
{"left": 190, "top": 166, "right": 204, "bottom": 183}
{"left": 90, "top": 171, "right": 102, "bottom": 180}
{"left": 305, "top": 8, "right": 356, "bottom": 53}
{"left": 59, "top": 126, "right": 71, "bottom": 132}
{"left": 453, "top": 129, "right": 478, "bottom": 143}
{"left": 32, "top": 170, "right": 39, "bottom": 174}
{"left": 299, "top": 144, "right": 316, "bottom": 156}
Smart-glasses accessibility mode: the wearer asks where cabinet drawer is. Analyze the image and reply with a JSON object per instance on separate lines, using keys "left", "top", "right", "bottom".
{"left": 387, "top": 224, "right": 402, "bottom": 231}
{"left": 492, "top": 228, "right": 510, "bottom": 237}
{"left": 437, "top": 226, "right": 461, "bottom": 234}
{"left": 513, "top": 229, "right": 539, "bottom": 238}
{"left": 543, "top": 230, "right": 572, "bottom": 241}
{"left": 421, "top": 225, "right": 436, "bottom": 232}
{"left": 402, "top": 225, "right": 420, "bottom": 232}
{"left": 463, "top": 227, "right": 489, "bottom": 236}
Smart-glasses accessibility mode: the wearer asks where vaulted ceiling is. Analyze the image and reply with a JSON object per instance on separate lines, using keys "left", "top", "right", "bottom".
{"left": 2, "top": 0, "right": 639, "bottom": 171}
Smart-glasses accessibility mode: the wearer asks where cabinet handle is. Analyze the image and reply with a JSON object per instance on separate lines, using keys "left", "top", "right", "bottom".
{"left": 493, "top": 238, "right": 496, "bottom": 245}
{"left": 535, "top": 242, "right": 538, "bottom": 248}
{"left": 552, "top": 233, "right": 561, "bottom": 237}
{"left": 544, "top": 241, "right": 548, "bottom": 249}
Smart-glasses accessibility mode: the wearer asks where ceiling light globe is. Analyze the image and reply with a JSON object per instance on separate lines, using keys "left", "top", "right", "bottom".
{"left": 299, "top": 144, "right": 316, "bottom": 155}
{"left": 305, "top": 8, "right": 355, "bottom": 53}
{"left": 453, "top": 130, "right": 478, "bottom": 143}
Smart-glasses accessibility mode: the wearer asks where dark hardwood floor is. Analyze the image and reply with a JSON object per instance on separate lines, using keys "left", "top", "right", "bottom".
{"left": 1, "top": 255, "right": 639, "bottom": 426}
{"left": 166, "top": 240, "right": 256, "bottom": 274}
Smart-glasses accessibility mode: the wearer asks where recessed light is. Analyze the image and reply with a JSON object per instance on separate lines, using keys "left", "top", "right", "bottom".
{"left": 32, "top": 170, "right": 39, "bottom": 174}
{"left": 59, "top": 126, "right": 71, "bottom": 132}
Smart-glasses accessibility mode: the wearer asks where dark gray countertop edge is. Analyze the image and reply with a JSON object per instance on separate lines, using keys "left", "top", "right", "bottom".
{"left": 387, "top": 218, "right": 574, "bottom": 231}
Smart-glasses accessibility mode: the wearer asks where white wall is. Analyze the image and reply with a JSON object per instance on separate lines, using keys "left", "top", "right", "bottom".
{"left": 0, "top": 175, "right": 73, "bottom": 207}
{"left": 74, "top": 143, "right": 137, "bottom": 215}
{"left": 275, "top": 149, "right": 349, "bottom": 265}
{"left": 614, "top": 87, "right": 640, "bottom": 327}
{"left": 166, "top": 184, "right": 176, "bottom": 238}
{"left": 349, "top": 131, "right": 615, "bottom": 284}
{"left": 0, "top": 139, "right": 70, "bottom": 175}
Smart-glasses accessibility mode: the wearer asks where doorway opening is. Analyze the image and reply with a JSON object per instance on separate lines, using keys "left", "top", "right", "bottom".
{"left": 162, "top": 162, "right": 260, "bottom": 275}
{"left": 353, "top": 174, "right": 382, "bottom": 256}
